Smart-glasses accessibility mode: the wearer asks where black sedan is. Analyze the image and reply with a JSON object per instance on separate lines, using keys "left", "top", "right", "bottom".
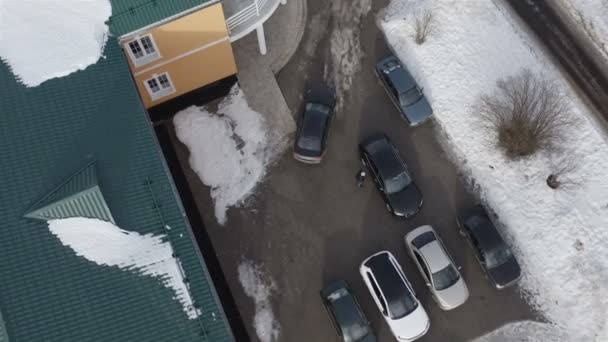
{"left": 293, "top": 90, "right": 336, "bottom": 164}
{"left": 457, "top": 205, "right": 522, "bottom": 289}
{"left": 359, "top": 133, "right": 423, "bottom": 218}
{"left": 375, "top": 55, "right": 433, "bottom": 126}
{"left": 321, "top": 280, "right": 376, "bottom": 342}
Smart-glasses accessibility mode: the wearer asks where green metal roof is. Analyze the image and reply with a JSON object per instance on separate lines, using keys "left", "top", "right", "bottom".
{"left": 0, "top": 38, "right": 233, "bottom": 342}
{"left": 108, "top": 0, "right": 216, "bottom": 37}
{"left": 24, "top": 162, "right": 115, "bottom": 223}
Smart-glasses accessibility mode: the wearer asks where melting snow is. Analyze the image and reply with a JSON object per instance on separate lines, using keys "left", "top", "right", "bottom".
{"left": 238, "top": 259, "right": 280, "bottom": 342}
{"left": 0, "top": 0, "right": 111, "bottom": 87}
{"left": 472, "top": 321, "right": 567, "bottom": 342}
{"left": 174, "top": 85, "right": 275, "bottom": 225}
{"left": 381, "top": 0, "right": 608, "bottom": 340}
{"left": 47, "top": 217, "right": 200, "bottom": 319}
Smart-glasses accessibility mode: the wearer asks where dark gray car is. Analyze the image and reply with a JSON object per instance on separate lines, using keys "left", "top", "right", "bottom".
{"left": 359, "top": 133, "right": 423, "bottom": 218}
{"left": 321, "top": 280, "right": 376, "bottom": 342}
{"left": 457, "top": 205, "right": 522, "bottom": 289}
{"left": 293, "top": 88, "right": 336, "bottom": 164}
{"left": 375, "top": 55, "right": 433, "bottom": 126}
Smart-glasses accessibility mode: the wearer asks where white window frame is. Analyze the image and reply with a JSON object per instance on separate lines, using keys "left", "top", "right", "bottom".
{"left": 125, "top": 34, "right": 161, "bottom": 67}
{"left": 144, "top": 72, "right": 176, "bottom": 101}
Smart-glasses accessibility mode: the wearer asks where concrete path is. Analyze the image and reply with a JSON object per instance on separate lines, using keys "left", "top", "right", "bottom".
{"left": 231, "top": 0, "right": 307, "bottom": 147}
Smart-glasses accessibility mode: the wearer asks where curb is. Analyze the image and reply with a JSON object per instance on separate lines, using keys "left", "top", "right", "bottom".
{"left": 270, "top": 0, "right": 308, "bottom": 74}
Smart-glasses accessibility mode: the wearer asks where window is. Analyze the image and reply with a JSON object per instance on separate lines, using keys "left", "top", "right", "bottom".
{"left": 125, "top": 34, "right": 160, "bottom": 67}
{"left": 367, "top": 273, "right": 387, "bottom": 315}
{"left": 414, "top": 251, "right": 431, "bottom": 281}
{"left": 144, "top": 72, "right": 176, "bottom": 101}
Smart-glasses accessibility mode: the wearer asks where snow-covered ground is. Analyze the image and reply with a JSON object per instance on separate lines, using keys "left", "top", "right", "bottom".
{"left": 237, "top": 259, "right": 280, "bottom": 342}
{"left": 0, "top": 0, "right": 111, "bottom": 87}
{"left": 174, "top": 85, "right": 278, "bottom": 225}
{"left": 380, "top": 1, "right": 608, "bottom": 341}
{"left": 554, "top": 0, "right": 608, "bottom": 64}
{"left": 472, "top": 321, "right": 567, "bottom": 342}
{"left": 48, "top": 217, "right": 200, "bottom": 319}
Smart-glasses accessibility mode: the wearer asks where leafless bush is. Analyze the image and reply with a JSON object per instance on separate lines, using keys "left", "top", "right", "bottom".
{"left": 478, "top": 69, "right": 574, "bottom": 159}
{"left": 414, "top": 9, "right": 434, "bottom": 45}
{"left": 547, "top": 154, "right": 581, "bottom": 190}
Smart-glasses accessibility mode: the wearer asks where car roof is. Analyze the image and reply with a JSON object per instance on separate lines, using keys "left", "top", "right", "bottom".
{"left": 364, "top": 253, "right": 413, "bottom": 314}
{"left": 387, "top": 67, "right": 415, "bottom": 93}
{"left": 466, "top": 215, "right": 506, "bottom": 250}
{"left": 362, "top": 135, "right": 405, "bottom": 179}
{"left": 301, "top": 107, "right": 328, "bottom": 138}
{"left": 419, "top": 241, "right": 451, "bottom": 273}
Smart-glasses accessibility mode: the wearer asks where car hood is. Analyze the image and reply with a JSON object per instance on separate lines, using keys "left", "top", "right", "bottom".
{"left": 488, "top": 257, "right": 522, "bottom": 289}
{"left": 402, "top": 96, "right": 433, "bottom": 126}
{"left": 387, "top": 184, "right": 423, "bottom": 217}
{"left": 388, "top": 305, "right": 429, "bottom": 341}
{"left": 434, "top": 277, "right": 469, "bottom": 310}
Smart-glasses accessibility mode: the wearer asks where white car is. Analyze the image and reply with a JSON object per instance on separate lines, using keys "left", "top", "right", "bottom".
{"left": 404, "top": 225, "right": 469, "bottom": 310}
{"left": 359, "top": 251, "right": 430, "bottom": 341}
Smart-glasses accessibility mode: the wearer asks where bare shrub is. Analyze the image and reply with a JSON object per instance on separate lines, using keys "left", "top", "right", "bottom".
{"left": 478, "top": 69, "right": 574, "bottom": 159}
{"left": 414, "top": 9, "right": 434, "bottom": 45}
{"left": 547, "top": 154, "right": 581, "bottom": 190}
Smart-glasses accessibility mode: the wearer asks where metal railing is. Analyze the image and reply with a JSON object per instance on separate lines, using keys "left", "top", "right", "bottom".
{"left": 225, "top": 0, "right": 279, "bottom": 38}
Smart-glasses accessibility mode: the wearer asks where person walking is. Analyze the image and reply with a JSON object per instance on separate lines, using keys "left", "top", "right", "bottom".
{"left": 356, "top": 169, "right": 367, "bottom": 188}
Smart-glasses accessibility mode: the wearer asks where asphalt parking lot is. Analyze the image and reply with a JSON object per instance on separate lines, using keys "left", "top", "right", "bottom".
{"left": 166, "top": 1, "right": 539, "bottom": 341}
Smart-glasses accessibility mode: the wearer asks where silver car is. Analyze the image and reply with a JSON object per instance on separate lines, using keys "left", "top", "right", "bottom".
{"left": 404, "top": 225, "right": 469, "bottom": 310}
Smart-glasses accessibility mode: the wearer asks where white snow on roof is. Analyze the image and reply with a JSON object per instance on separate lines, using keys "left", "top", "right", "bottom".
{"left": 472, "top": 320, "right": 567, "bottom": 342}
{"left": 47, "top": 217, "right": 200, "bottom": 319}
{"left": 174, "top": 85, "right": 276, "bottom": 225}
{"left": 381, "top": 0, "right": 608, "bottom": 340}
{"left": 238, "top": 259, "right": 280, "bottom": 342}
{"left": 0, "top": 0, "right": 111, "bottom": 87}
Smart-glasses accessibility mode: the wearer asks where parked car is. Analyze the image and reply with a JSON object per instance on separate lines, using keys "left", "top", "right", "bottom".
{"left": 375, "top": 55, "right": 433, "bottom": 126}
{"left": 360, "top": 251, "right": 429, "bottom": 341}
{"left": 359, "top": 133, "right": 423, "bottom": 218}
{"left": 293, "top": 89, "right": 336, "bottom": 163}
{"left": 457, "top": 205, "right": 522, "bottom": 289}
{"left": 404, "top": 225, "right": 469, "bottom": 310}
{"left": 320, "top": 280, "right": 376, "bottom": 342}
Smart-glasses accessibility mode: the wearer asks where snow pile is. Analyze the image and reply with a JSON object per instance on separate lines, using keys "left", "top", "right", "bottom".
{"left": 0, "top": 0, "right": 111, "bottom": 87}
{"left": 472, "top": 321, "right": 566, "bottom": 342}
{"left": 381, "top": 1, "right": 608, "bottom": 340}
{"left": 555, "top": 0, "right": 608, "bottom": 63}
{"left": 325, "top": 0, "right": 372, "bottom": 110}
{"left": 47, "top": 217, "right": 200, "bottom": 319}
{"left": 174, "top": 85, "right": 274, "bottom": 225}
{"left": 238, "top": 259, "right": 280, "bottom": 342}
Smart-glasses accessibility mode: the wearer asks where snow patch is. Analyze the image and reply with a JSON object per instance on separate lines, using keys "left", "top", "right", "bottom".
{"left": 0, "top": 0, "right": 111, "bottom": 87}
{"left": 237, "top": 259, "right": 280, "bottom": 342}
{"left": 472, "top": 321, "right": 567, "bottom": 342}
{"left": 381, "top": 0, "right": 608, "bottom": 341}
{"left": 174, "top": 85, "right": 275, "bottom": 225}
{"left": 47, "top": 217, "right": 200, "bottom": 319}
{"left": 325, "top": 0, "right": 372, "bottom": 111}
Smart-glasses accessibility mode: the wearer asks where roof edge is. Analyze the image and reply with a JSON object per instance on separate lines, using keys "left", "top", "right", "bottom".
{"left": 117, "top": 0, "right": 221, "bottom": 40}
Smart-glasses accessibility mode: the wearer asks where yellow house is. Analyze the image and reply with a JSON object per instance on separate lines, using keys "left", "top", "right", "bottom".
{"left": 118, "top": 3, "right": 237, "bottom": 109}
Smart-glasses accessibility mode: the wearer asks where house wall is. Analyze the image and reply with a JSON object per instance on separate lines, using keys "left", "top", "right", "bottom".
{"left": 121, "top": 3, "right": 237, "bottom": 109}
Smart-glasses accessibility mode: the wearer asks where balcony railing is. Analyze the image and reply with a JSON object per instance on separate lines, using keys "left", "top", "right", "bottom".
{"left": 224, "top": 0, "right": 281, "bottom": 42}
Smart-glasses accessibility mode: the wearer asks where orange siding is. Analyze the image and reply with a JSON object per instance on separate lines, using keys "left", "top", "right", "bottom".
{"left": 121, "top": 3, "right": 238, "bottom": 108}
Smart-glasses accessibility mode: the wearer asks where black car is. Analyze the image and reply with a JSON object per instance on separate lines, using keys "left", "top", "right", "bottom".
{"left": 457, "top": 205, "right": 522, "bottom": 289}
{"left": 293, "top": 90, "right": 336, "bottom": 164}
{"left": 321, "top": 280, "right": 376, "bottom": 342}
{"left": 359, "top": 134, "right": 423, "bottom": 217}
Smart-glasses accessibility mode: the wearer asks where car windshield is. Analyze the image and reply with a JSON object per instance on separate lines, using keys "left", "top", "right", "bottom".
{"left": 297, "top": 136, "right": 321, "bottom": 152}
{"left": 384, "top": 172, "right": 411, "bottom": 194}
{"left": 343, "top": 322, "right": 370, "bottom": 342}
{"left": 431, "top": 265, "right": 460, "bottom": 291}
{"left": 306, "top": 102, "right": 330, "bottom": 114}
{"left": 389, "top": 290, "right": 418, "bottom": 319}
{"left": 486, "top": 247, "right": 513, "bottom": 268}
{"left": 400, "top": 87, "right": 422, "bottom": 106}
